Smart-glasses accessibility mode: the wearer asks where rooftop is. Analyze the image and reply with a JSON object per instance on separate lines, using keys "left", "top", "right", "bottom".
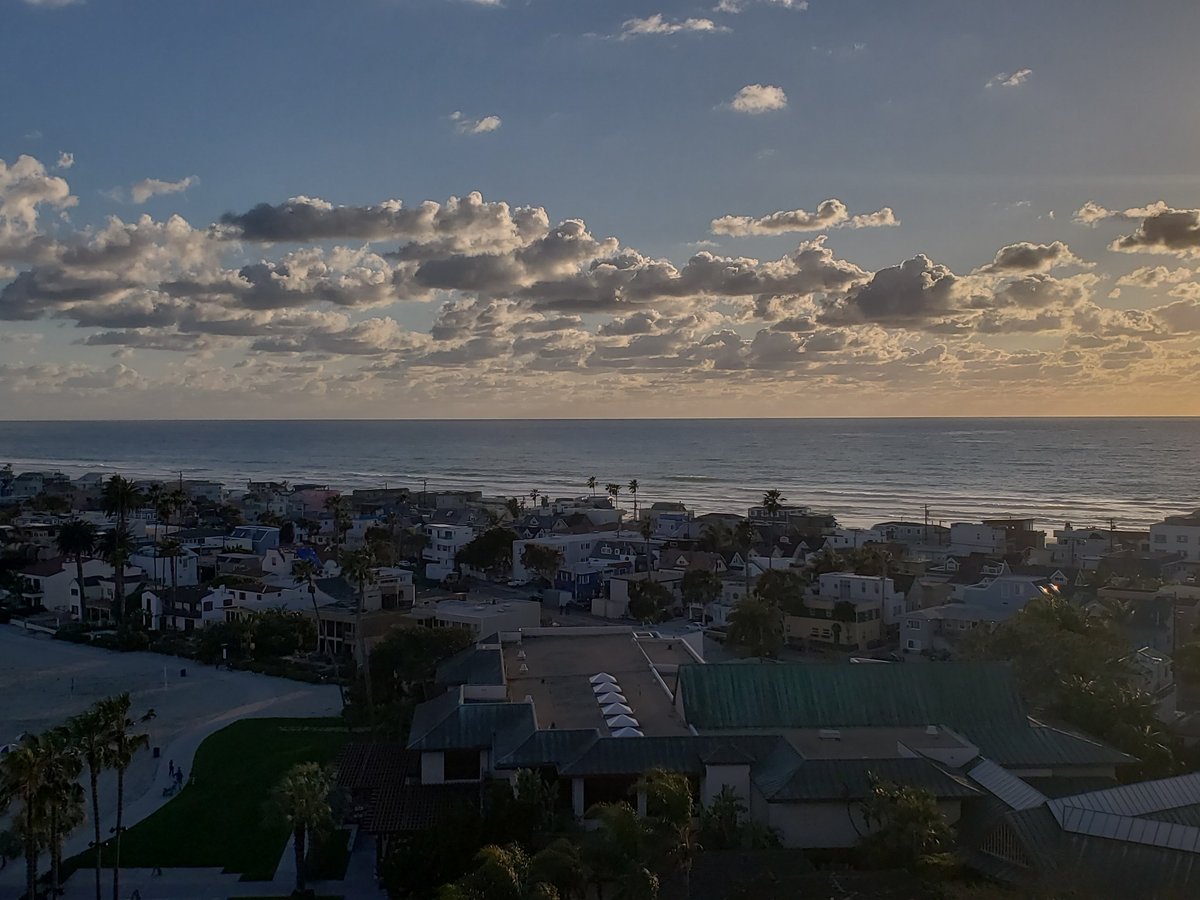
{"left": 503, "top": 630, "right": 693, "bottom": 736}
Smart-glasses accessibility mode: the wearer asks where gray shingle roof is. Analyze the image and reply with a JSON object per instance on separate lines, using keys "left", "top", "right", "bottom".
{"left": 407, "top": 691, "right": 536, "bottom": 753}
{"left": 756, "top": 757, "right": 981, "bottom": 802}
{"left": 435, "top": 647, "right": 506, "bottom": 687}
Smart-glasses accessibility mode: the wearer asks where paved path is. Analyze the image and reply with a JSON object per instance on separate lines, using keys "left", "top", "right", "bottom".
{"left": 0, "top": 625, "right": 342, "bottom": 897}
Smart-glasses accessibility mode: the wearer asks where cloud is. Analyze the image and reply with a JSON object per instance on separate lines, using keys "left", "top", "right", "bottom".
{"left": 974, "top": 241, "right": 1090, "bottom": 274}
{"left": 1116, "top": 266, "right": 1195, "bottom": 288}
{"left": 450, "top": 111, "right": 502, "bottom": 135}
{"left": 619, "top": 14, "right": 729, "bottom": 38}
{"left": 0, "top": 154, "right": 77, "bottom": 260}
{"left": 1111, "top": 206, "right": 1200, "bottom": 257}
{"left": 1072, "top": 200, "right": 1169, "bottom": 225}
{"left": 986, "top": 68, "right": 1032, "bottom": 89}
{"left": 54, "top": 152, "right": 74, "bottom": 171}
{"left": 22, "top": 0, "right": 83, "bottom": 6}
{"left": 712, "top": 199, "right": 898, "bottom": 235}
{"left": 130, "top": 176, "right": 198, "bottom": 204}
{"left": 729, "top": 84, "right": 787, "bottom": 114}
{"left": 715, "top": 0, "right": 807, "bottom": 12}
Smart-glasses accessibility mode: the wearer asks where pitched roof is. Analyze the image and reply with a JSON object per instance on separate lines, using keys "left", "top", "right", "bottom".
{"left": 496, "top": 728, "right": 600, "bottom": 769}
{"left": 679, "top": 661, "right": 1028, "bottom": 731}
{"left": 407, "top": 691, "right": 536, "bottom": 753}
{"left": 435, "top": 647, "right": 506, "bottom": 687}
{"left": 558, "top": 735, "right": 787, "bottom": 777}
{"left": 756, "top": 757, "right": 981, "bottom": 802}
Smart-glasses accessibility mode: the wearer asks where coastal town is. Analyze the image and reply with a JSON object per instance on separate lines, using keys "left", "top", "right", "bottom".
{"left": 3, "top": 464, "right": 1200, "bottom": 898}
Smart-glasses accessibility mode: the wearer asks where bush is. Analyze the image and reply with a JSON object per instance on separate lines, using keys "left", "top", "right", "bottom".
{"left": 54, "top": 623, "right": 92, "bottom": 644}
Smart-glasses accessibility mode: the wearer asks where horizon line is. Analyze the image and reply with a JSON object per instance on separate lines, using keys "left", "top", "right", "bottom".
{"left": 3, "top": 414, "right": 1200, "bottom": 424}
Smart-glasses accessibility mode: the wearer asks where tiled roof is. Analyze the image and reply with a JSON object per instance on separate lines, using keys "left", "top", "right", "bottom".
{"left": 364, "top": 782, "right": 479, "bottom": 834}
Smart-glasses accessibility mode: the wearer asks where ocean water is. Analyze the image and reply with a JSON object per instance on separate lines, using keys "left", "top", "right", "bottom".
{"left": 0, "top": 418, "right": 1198, "bottom": 530}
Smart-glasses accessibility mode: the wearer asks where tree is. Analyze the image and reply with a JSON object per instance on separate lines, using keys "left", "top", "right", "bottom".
{"left": 753, "top": 569, "right": 809, "bottom": 615}
{"left": 101, "top": 476, "right": 143, "bottom": 623}
{"left": 586, "top": 476, "right": 597, "bottom": 498}
{"left": 1175, "top": 641, "right": 1200, "bottom": 683}
{"left": 69, "top": 706, "right": 112, "bottom": 900}
{"left": 0, "top": 734, "right": 47, "bottom": 900}
{"left": 57, "top": 518, "right": 97, "bottom": 625}
{"left": 732, "top": 520, "right": 758, "bottom": 598}
{"left": 636, "top": 769, "right": 697, "bottom": 895}
{"left": 581, "top": 802, "right": 659, "bottom": 900}
{"left": 639, "top": 518, "right": 654, "bottom": 572}
{"left": 627, "top": 579, "right": 673, "bottom": 623}
{"left": 628, "top": 479, "right": 640, "bottom": 523}
{"left": 97, "top": 528, "right": 135, "bottom": 624}
{"left": 606, "top": 484, "right": 623, "bottom": 531}
{"left": 680, "top": 570, "right": 722, "bottom": 615}
{"left": 325, "top": 495, "right": 351, "bottom": 553}
{"left": 520, "top": 543, "right": 564, "bottom": 586}
{"left": 457, "top": 527, "right": 520, "bottom": 578}
{"left": 100, "top": 692, "right": 148, "bottom": 900}
{"left": 40, "top": 726, "right": 85, "bottom": 897}
{"left": 858, "top": 778, "right": 954, "bottom": 872}
{"left": 341, "top": 548, "right": 379, "bottom": 731}
{"left": 292, "top": 558, "right": 325, "bottom": 655}
{"left": 369, "top": 625, "right": 475, "bottom": 707}
{"left": 697, "top": 522, "right": 732, "bottom": 553}
{"left": 727, "top": 595, "right": 783, "bottom": 659}
{"left": 270, "top": 762, "right": 336, "bottom": 896}
{"left": 697, "top": 786, "right": 780, "bottom": 852}
{"left": 158, "top": 537, "right": 182, "bottom": 628}
{"left": 761, "top": 489, "right": 785, "bottom": 518}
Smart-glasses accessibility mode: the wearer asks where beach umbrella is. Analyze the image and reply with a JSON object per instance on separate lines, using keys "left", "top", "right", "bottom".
{"left": 611, "top": 727, "right": 643, "bottom": 738}
{"left": 601, "top": 702, "right": 633, "bottom": 716}
{"left": 589, "top": 672, "right": 617, "bottom": 685}
{"left": 595, "top": 692, "right": 626, "bottom": 705}
{"left": 606, "top": 714, "right": 640, "bottom": 729}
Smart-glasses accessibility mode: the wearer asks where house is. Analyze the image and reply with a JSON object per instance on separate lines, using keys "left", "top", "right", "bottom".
{"left": 303, "top": 576, "right": 415, "bottom": 660}
{"left": 1150, "top": 512, "right": 1200, "bottom": 563}
{"left": 512, "top": 533, "right": 603, "bottom": 582}
{"left": 553, "top": 559, "right": 632, "bottom": 602}
{"left": 224, "top": 525, "right": 281, "bottom": 555}
{"left": 141, "top": 585, "right": 208, "bottom": 631}
{"left": 595, "top": 570, "right": 685, "bottom": 619}
{"left": 18, "top": 557, "right": 119, "bottom": 617}
{"left": 409, "top": 596, "right": 542, "bottom": 636}
{"left": 424, "top": 523, "right": 477, "bottom": 581}
{"left": 873, "top": 520, "right": 950, "bottom": 547}
{"left": 961, "top": 763, "right": 1200, "bottom": 898}
{"left": 129, "top": 543, "right": 200, "bottom": 588}
{"left": 746, "top": 504, "right": 837, "bottom": 532}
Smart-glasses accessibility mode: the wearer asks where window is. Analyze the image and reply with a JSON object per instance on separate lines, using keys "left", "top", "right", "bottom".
{"left": 203, "top": 601, "right": 213, "bottom": 612}
{"left": 1154, "top": 534, "right": 1167, "bottom": 543}
{"left": 1178, "top": 535, "right": 1189, "bottom": 543}
{"left": 443, "top": 749, "right": 481, "bottom": 781}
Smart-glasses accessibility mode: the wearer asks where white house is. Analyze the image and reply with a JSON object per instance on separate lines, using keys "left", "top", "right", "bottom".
{"left": 814, "top": 571, "right": 909, "bottom": 627}
{"left": 424, "top": 523, "right": 477, "bottom": 581}
{"left": 1151, "top": 513, "right": 1200, "bottom": 563}
{"left": 19, "top": 557, "right": 114, "bottom": 616}
{"left": 129, "top": 544, "right": 200, "bottom": 588}
{"left": 512, "top": 533, "right": 603, "bottom": 583}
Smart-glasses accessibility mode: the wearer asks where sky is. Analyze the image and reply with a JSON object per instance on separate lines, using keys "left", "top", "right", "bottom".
{"left": 3, "top": 0, "right": 1200, "bottom": 419}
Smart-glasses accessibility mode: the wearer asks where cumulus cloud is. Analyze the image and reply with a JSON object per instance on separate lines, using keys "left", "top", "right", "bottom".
{"left": 712, "top": 199, "right": 898, "bottom": 235}
{"left": 716, "top": 0, "right": 806, "bottom": 12}
{"left": 620, "top": 14, "right": 728, "bottom": 38}
{"left": 1116, "top": 265, "right": 1195, "bottom": 288}
{"left": 130, "top": 176, "right": 198, "bottom": 204}
{"left": 986, "top": 68, "right": 1032, "bottom": 89}
{"left": 974, "top": 241, "right": 1090, "bottom": 274}
{"left": 451, "top": 111, "right": 502, "bottom": 134}
{"left": 0, "top": 154, "right": 77, "bottom": 258}
{"left": 1111, "top": 205, "right": 1200, "bottom": 257}
{"left": 54, "top": 152, "right": 74, "bottom": 170}
{"left": 729, "top": 84, "right": 787, "bottom": 114}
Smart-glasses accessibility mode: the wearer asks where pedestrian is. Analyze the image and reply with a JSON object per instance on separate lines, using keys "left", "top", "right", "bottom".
{"left": 131, "top": 890, "right": 141, "bottom": 900}
{"left": 168, "top": 759, "right": 174, "bottom": 777}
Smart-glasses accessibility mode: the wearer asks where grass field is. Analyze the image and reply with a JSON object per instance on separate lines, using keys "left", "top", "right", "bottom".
{"left": 65, "top": 717, "right": 349, "bottom": 882}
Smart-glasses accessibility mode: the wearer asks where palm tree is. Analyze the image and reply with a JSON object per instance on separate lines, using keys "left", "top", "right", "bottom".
{"left": 100, "top": 693, "right": 148, "bottom": 900}
{"left": 42, "top": 726, "right": 85, "bottom": 897}
{"left": 639, "top": 518, "right": 654, "bottom": 573}
{"left": 586, "top": 476, "right": 597, "bottom": 498}
{"left": 761, "top": 489, "right": 785, "bottom": 518}
{"left": 292, "top": 558, "right": 325, "bottom": 655}
{"left": 733, "top": 520, "right": 758, "bottom": 598}
{"left": 341, "top": 548, "right": 378, "bottom": 730}
{"left": 57, "top": 518, "right": 97, "bottom": 625}
{"left": 636, "top": 769, "right": 697, "bottom": 896}
{"left": 158, "top": 538, "right": 182, "bottom": 630}
{"left": 325, "top": 495, "right": 351, "bottom": 554}
{"left": 101, "top": 477, "right": 142, "bottom": 623}
{"left": 627, "top": 479, "right": 640, "bottom": 522}
{"left": 270, "top": 762, "right": 335, "bottom": 896}
{"left": 698, "top": 521, "right": 732, "bottom": 553}
{"left": 98, "top": 528, "right": 135, "bottom": 625}
{"left": 0, "top": 734, "right": 47, "bottom": 900}
{"left": 69, "top": 707, "right": 111, "bottom": 900}
{"left": 606, "top": 484, "right": 622, "bottom": 532}
{"left": 727, "top": 595, "right": 783, "bottom": 659}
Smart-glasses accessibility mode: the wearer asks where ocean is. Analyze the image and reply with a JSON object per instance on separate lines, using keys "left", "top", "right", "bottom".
{"left": 0, "top": 418, "right": 1197, "bottom": 530}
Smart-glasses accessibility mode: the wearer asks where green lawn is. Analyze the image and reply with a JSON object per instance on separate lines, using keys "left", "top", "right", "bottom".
{"left": 65, "top": 717, "right": 348, "bottom": 882}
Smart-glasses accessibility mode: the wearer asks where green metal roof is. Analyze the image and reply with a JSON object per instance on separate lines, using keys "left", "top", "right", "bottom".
{"left": 969, "top": 725, "right": 1133, "bottom": 768}
{"left": 496, "top": 729, "right": 599, "bottom": 770}
{"left": 755, "top": 757, "right": 981, "bottom": 802}
{"left": 678, "top": 661, "right": 1030, "bottom": 730}
{"left": 407, "top": 693, "right": 536, "bottom": 753}
{"left": 559, "top": 735, "right": 788, "bottom": 777}
{"left": 435, "top": 647, "right": 506, "bottom": 687}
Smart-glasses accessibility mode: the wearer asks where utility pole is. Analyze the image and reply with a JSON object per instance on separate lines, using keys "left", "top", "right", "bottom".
{"left": 1109, "top": 517, "right": 1116, "bottom": 553}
